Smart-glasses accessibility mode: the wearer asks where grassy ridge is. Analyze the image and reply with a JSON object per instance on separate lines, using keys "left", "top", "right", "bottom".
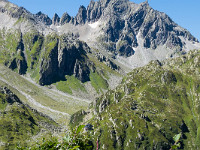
{"left": 71, "top": 50, "right": 200, "bottom": 149}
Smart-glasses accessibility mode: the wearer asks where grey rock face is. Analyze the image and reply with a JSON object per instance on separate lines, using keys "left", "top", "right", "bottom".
{"left": 8, "top": 50, "right": 27, "bottom": 75}
{"left": 35, "top": 11, "right": 52, "bottom": 25}
{"left": 116, "top": 40, "right": 135, "bottom": 57}
{"left": 39, "top": 40, "right": 59, "bottom": 85}
{"left": 60, "top": 12, "right": 71, "bottom": 25}
{"left": 86, "top": 0, "right": 139, "bottom": 56}
{"left": 74, "top": 5, "right": 87, "bottom": 25}
{"left": 0, "top": 86, "right": 22, "bottom": 104}
{"left": 16, "top": 49, "right": 27, "bottom": 75}
{"left": 16, "top": 35, "right": 27, "bottom": 75}
{"left": 52, "top": 13, "right": 60, "bottom": 25}
{"left": 58, "top": 36, "right": 94, "bottom": 82}
{"left": 161, "top": 71, "right": 177, "bottom": 84}
{"left": 95, "top": 52, "right": 119, "bottom": 70}
{"left": 0, "top": 3, "right": 34, "bottom": 21}
{"left": 8, "top": 7, "right": 30, "bottom": 19}
{"left": 127, "top": 2, "right": 197, "bottom": 49}
{"left": 39, "top": 34, "right": 95, "bottom": 85}
{"left": 87, "top": 0, "right": 102, "bottom": 22}
{"left": 73, "top": 59, "right": 90, "bottom": 82}
{"left": 99, "top": 96, "right": 110, "bottom": 113}
{"left": 83, "top": 0, "right": 198, "bottom": 56}
{"left": 131, "top": 2, "right": 194, "bottom": 49}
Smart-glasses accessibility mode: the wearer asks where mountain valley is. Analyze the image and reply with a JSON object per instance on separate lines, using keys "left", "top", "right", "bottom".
{"left": 0, "top": 0, "right": 199, "bottom": 149}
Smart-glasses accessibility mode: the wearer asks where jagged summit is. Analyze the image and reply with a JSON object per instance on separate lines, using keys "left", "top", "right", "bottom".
{"left": 0, "top": 0, "right": 199, "bottom": 70}
{"left": 71, "top": 0, "right": 199, "bottom": 63}
{"left": 0, "top": 0, "right": 32, "bottom": 19}
{"left": 0, "top": 0, "right": 8, "bottom": 2}
{"left": 52, "top": 13, "right": 60, "bottom": 25}
{"left": 60, "top": 12, "right": 71, "bottom": 25}
{"left": 141, "top": 0, "right": 149, "bottom": 5}
{"left": 35, "top": 11, "right": 52, "bottom": 25}
{"left": 74, "top": 5, "right": 87, "bottom": 25}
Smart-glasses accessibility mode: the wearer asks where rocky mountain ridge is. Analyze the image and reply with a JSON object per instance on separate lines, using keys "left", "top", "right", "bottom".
{"left": 55, "top": 0, "right": 199, "bottom": 49}
{"left": 0, "top": 0, "right": 199, "bottom": 70}
{"left": 55, "top": 0, "right": 200, "bottom": 69}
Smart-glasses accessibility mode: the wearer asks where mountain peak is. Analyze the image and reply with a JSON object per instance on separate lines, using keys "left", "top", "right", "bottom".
{"left": 139, "top": 0, "right": 150, "bottom": 7}
{"left": 143, "top": 0, "right": 149, "bottom": 4}
{"left": 52, "top": 13, "right": 60, "bottom": 25}
{"left": 35, "top": 11, "right": 52, "bottom": 25}
{"left": 0, "top": 0, "right": 8, "bottom": 3}
{"left": 60, "top": 12, "right": 71, "bottom": 25}
{"left": 74, "top": 5, "right": 87, "bottom": 25}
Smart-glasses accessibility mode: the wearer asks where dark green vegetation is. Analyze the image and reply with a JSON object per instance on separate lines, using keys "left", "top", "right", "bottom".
{"left": 0, "top": 86, "right": 59, "bottom": 149}
{"left": 17, "top": 125, "right": 93, "bottom": 150}
{"left": 71, "top": 50, "right": 200, "bottom": 149}
{"left": 70, "top": 109, "right": 87, "bottom": 128}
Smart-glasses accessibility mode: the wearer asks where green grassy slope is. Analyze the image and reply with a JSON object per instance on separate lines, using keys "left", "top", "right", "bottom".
{"left": 71, "top": 50, "right": 200, "bottom": 149}
{"left": 0, "top": 64, "right": 89, "bottom": 124}
{"left": 0, "top": 87, "right": 59, "bottom": 149}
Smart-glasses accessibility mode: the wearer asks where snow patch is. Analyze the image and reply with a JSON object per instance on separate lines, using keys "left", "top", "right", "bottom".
{"left": 88, "top": 21, "right": 100, "bottom": 29}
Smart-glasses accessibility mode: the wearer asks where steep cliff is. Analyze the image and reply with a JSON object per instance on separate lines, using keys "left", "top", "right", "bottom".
{"left": 39, "top": 33, "right": 94, "bottom": 85}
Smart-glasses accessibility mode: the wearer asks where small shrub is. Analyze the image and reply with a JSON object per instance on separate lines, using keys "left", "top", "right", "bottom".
{"left": 17, "top": 125, "right": 93, "bottom": 150}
